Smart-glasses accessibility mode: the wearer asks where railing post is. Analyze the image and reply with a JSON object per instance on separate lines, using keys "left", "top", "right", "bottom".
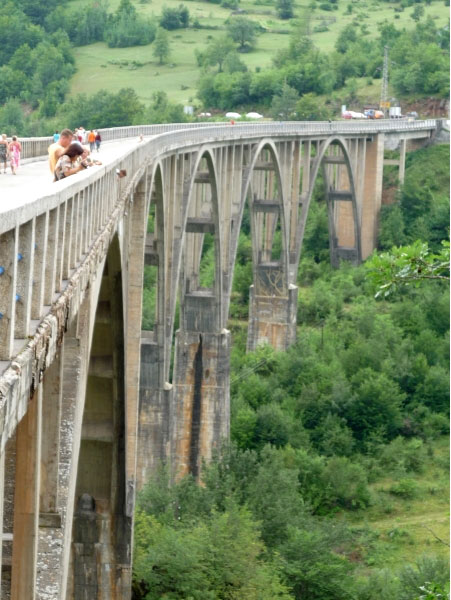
{"left": 0, "top": 229, "right": 18, "bottom": 360}
{"left": 15, "top": 220, "right": 35, "bottom": 339}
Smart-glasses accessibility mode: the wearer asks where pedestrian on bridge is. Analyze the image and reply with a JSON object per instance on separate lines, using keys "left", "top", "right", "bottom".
{"left": 88, "top": 129, "right": 96, "bottom": 152}
{"left": 95, "top": 131, "right": 101, "bottom": 152}
{"left": 9, "top": 136, "right": 21, "bottom": 175}
{"left": 48, "top": 129, "right": 74, "bottom": 175}
{"left": 0, "top": 134, "right": 8, "bottom": 174}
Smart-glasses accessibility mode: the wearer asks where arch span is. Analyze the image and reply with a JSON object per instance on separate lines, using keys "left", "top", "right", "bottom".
{"left": 295, "top": 136, "right": 362, "bottom": 272}
{"left": 70, "top": 233, "right": 131, "bottom": 599}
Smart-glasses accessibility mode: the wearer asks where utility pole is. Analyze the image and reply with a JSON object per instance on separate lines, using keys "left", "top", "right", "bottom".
{"left": 380, "top": 45, "right": 389, "bottom": 117}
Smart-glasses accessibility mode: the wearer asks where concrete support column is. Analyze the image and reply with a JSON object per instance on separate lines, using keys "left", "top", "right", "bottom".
{"left": 361, "top": 133, "right": 385, "bottom": 259}
{"left": 11, "top": 386, "right": 42, "bottom": 600}
{"left": 247, "top": 280, "right": 298, "bottom": 352}
{"left": 0, "top": 450, "right": 5, "bottom": 597}
{"left": 15, "top": 219, "right": 35, "bottom": 339}
{"left": 399, "top": 138, "right": 406, "bottom": 185}
{"left": 172, "top": 328, "right": 230, "bottom": 480}
{"left": 137, "top": 335, "right": 172, "bottom": 487}
{"left": 40, "top": 347, "right": 63, "bottom": 514}
{"left": 0, "top": 228, "right": 18, "bottom": 360}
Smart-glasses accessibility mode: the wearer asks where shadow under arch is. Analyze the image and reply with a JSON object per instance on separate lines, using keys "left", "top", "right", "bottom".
{"left": 70, "top": 232, "right": 131, "bottom": 599}
{"left": 295, "top": 135, "right": 362, "bottom": 273}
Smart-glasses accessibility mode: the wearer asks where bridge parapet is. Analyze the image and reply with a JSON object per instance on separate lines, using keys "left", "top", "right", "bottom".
{"left": 17, "top": 119, "right": 439, "bottom": 160}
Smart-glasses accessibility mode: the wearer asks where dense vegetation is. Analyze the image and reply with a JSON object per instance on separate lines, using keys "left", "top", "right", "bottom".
{"left": 135, "top": 142, "right": 449, "bottom": 598}
{"left": 0, "top": 0, "right": 449, "bottom": 134}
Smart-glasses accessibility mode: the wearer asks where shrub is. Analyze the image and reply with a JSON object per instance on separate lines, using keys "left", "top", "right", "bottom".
{"left": 398, "top": 556, "right": 450, "bottom": 600}
{"left": 389, "top": 478, "right": 418, "bottom": 498}
{"left": 320, "top": 456, "right": 372, "bottom": 510}
{"left": 378, "top": 437, "right": 428, "bottom": 474}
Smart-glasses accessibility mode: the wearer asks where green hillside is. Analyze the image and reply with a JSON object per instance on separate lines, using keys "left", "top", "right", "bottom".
{"left": 1, "top": 0, "right": 448, "bottom": 133}
{"left": 69, "top": 0, "right": 449, "bottom": 107}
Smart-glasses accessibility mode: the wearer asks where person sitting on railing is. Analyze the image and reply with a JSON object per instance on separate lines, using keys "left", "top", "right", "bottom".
{"left": 48, "top": 129, "right": 74, "bottom": 175}
{"left": 53, "top": 145, "right": 90, "bottom": 182}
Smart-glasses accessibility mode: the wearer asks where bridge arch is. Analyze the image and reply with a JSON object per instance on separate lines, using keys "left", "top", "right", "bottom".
{"left": 70, "top": 232, "right": 131, "bottom": 598}
{"left": 296, "top": 136, "right": 362, "bottom": 272}
{"left": 180, "top": 146, "right": 223, "bottom": 334}
{"left": 237, "top": 139, "right": 294, "bottom": 351}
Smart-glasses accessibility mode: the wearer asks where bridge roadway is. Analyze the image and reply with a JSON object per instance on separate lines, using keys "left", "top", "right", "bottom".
{"left": 0, "top": 119, "right": 442, "bottom": 599}
{"left": 0, "top": 138, "right": 144, "bottom": 215}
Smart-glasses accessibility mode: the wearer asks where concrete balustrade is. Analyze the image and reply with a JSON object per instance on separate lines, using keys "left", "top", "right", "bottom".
{"left": 17, "top": 119, "right": 439, "bottom": 160}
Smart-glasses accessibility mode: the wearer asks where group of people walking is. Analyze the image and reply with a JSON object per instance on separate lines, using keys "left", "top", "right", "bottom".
{"left": 0, "top": 133, "right": 22, "bottom": 175}
{"left": 74, "top": 127, "right": 102, "bottom": 152}
{"left": 49, "top": 127, "right": 102, "bottom": 182}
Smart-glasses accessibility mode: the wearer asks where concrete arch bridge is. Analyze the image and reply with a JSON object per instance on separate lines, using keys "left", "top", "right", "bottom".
{"left": 0, "top": 119, "right": 441, "bottom": 598}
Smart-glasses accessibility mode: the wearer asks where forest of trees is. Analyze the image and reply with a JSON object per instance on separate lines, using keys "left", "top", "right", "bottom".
{"left": 135, "top": 144, "right": 450, "bottom": 599}
{"left": 196, "top": 17, "right": 449, "bottom": 111}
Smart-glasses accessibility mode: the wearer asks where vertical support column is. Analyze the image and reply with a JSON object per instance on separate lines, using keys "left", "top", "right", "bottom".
{"left": 40, "top": 348, "right": 63, "bottom": 514}
{"left": 32, "top": 213, "right": 49, "bottom": 320}
{"left": 399, "top": 138, "right": 406, "bottom": 185}
{"left": 44, "top": 208, "right": 59, "bottom": 305}
{"left": 361, "top": 133, "right": 385, "bottom": 259}
{"left": 0, "top": 228, "right": 18, "bottom": 360}
{"left": 63, "top": 198, "right": 74, "bottom": 279}
{"left": 56, "top": 202, "right": 67, "bottom": 291}
{"left": 124, "top": 185, "right": 147, "bottom": 507}
{"left": 0, "top": 450, "right": 5, "bottom": 598}
{"left": 289, "top": 141, "right": 301, "bottom": 267}
{"left": 354, "top": 138, "right": 366, "bottom": 223}
{"left": 247, "top": 275, "right": 298, "bottom": 352}
{"left": 301, "top": 140, "right": 311, "bottom": 198}
{"left": 15, "top": 219, "right": 35, "bottom": 339}
{"left": 137, "top": 335, "right": 171, "bottom": 486}
{"left": 11, "top": 386, "right": 42, "bottom": 600}
{"left": 173, "top": 326, "right": 230, "bottom": 480}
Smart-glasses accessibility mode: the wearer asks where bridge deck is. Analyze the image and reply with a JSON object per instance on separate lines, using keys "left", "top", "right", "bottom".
{"left": 0, "top": 138, "right": 143, "bottom": 215}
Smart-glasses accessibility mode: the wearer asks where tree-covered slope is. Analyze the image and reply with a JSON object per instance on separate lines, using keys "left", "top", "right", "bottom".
{"left": 134, "top": 143, "right": 449, "bottom": 599}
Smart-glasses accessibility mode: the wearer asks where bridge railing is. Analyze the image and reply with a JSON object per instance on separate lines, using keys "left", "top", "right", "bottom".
{"left": 16, "top": 119, "right": 438, "bottom": 160}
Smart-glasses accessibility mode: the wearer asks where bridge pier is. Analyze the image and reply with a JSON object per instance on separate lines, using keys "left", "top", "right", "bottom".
{"left": 172, "top": 288, "right": 229, "bottom": 479}
{"left": 137, "top": 335, "right": 172, "bottom": 485}
{"left": 173, "top": 327, "right": 230, "bottom": 480}
{"left": 247, "top": 279, "right": 298, "bottom": 352}
{"left": 360, "top": 134, "right": 385, "bottom": 259}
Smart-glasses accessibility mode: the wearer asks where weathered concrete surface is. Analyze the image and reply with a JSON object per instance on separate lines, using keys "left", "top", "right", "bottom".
{"left": 173, "top": 329, "right": 231, "bottom": 480}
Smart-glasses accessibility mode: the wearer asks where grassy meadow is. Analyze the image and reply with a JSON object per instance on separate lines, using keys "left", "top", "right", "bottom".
{"left": 347, "top": 436, "right": 449, "bottom": 572}
{"left": 68, "top": 0, "right": 449, "bottom": 107}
